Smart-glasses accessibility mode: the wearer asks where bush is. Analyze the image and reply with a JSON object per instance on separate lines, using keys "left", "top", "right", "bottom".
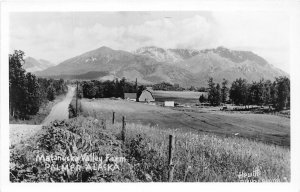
{"left": 124, "top": 134, "right": 168, "bottom": 181}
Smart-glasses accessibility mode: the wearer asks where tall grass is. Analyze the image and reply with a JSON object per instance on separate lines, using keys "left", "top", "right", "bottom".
{"left": 108, "top": 122, "right": 290, "bottom": 182}
{"left": 10, "top": 114, "right": 289, "bottom": 182}
{"left": 79, "top": 109, "right": 290, "bottom": 182}
{"left": 83, "top": 109, "right": 290, "bottom": 182}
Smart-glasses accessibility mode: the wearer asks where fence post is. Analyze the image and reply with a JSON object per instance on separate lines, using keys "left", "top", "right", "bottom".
{"left": 121, "top": 116, "right": 126, "bottom": 143}
{"left": 168, "top": 134, "right": 175, "bottom": 182}
{"left": 112, "top": 112, "right": 115, "bottom": 124}
{"left": 101, "top": 119, "right": 106, "bottom": 130}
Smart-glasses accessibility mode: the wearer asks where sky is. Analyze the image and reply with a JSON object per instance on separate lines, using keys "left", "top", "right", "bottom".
{"left": 9, "top": 11, "right": 290, "bottom": 73}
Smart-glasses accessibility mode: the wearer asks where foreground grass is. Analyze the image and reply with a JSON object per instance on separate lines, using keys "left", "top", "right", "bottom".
{"left": 10, "top": 115, "right": 290, "bottom": 182}
{"left": 112, "top": 122, "right": 289, "bottom": 182}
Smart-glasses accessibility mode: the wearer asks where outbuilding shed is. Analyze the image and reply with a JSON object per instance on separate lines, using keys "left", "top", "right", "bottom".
{"left": 164, "top": 101, "right": 174, "bottom": 107}
{"left": 124, "top": 93, "right": 137, "bottom": 101}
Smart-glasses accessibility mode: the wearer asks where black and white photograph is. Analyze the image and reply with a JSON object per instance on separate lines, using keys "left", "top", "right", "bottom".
{"left": 1, "top": 0, "right": 300, "bottom": 191}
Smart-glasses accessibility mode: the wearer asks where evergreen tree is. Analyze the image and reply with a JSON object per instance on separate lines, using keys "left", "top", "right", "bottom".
{"left": 215, "top": 83, "right": 221, "bottom": 106}
{"left": 199, "top": 94, "right": 206, "bottom": 103}
{"left": 207, "top": 78, "right": 221, "bottom": 106}
{"left": 229, "top": 78, "right": 248, "bottom": 106}
{"left": 25, "top": 73, "right": 40, "bottom": 115}
{"left": 221, "top": 79, "right": 229, "bottom": 103}
{"left": 275, "top": 76, "right": 290, "bottom": 110}
{"left": 47, "top": 85, "right": 55, "bottom": 101}
{"left": 263, "top": 80, "right": 272, "bottom": 106}
{"left": 9, "top": 50, "right": 27, "bottom": 118}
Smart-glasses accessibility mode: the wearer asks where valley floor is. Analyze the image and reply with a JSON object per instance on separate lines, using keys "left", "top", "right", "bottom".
{"left": 9, "top": 96, "right": 290, "bottom": 182}
{"left": 81, "top": 98, "right": 290, "bottom": 147}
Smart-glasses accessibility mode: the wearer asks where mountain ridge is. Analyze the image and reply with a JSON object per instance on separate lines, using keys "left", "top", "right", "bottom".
{"left": 35, "top": 46, "right": 288, "bottom": 87}
{"left": 23, "top": 57, "right": 55, "bottom": 73}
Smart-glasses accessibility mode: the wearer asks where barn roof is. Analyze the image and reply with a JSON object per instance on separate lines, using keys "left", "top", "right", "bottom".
{"left": 144, "top": 89, "right": 154, "bottom": 97}
{"left": 139, "top": 89, "right": 155, "bottom": 101}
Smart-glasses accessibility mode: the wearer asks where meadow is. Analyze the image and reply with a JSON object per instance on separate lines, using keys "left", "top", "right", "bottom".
{"left": 80, "top": 98, "right": 290, "bottom": 146}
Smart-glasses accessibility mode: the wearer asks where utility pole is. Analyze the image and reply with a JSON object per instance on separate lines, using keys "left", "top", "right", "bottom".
{"left": 135, "top": 78, "right": 137, "bottom": 91}
{"left": 76, "top": 81, "right": 78, "bottom": 116}
{"left": 135, "top": 78, "right": 138, "bottom": 101}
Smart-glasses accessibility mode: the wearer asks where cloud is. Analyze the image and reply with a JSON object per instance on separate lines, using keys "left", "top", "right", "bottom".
{"left": 10, "top": 14, "right": 217, "bottom": 63}
{"left": 212, "top": 11, "right": 290, "bottom": 72}
{"left": 9, "top": 12, "right": 289, "bottom": 73}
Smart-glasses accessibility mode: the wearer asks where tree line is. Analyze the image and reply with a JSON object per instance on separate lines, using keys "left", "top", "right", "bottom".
{"left": 80, "top": 78, "right": 145, "bottom": 99}
{"left": 152, "top": 82, "right": 206, "bottom": 92}
{"left": 9, "top": 50, "right": 67, "bottom": 119}
{"left": 201, "top": 77, "right": 290, "bottom": 111}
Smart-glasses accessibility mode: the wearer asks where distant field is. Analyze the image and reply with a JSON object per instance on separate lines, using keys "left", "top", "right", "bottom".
{"left": 80, "top": 98, "right": 290, "bottom": 146}
{"left": 152, "top": 90, "right": 207, "bottom": 104}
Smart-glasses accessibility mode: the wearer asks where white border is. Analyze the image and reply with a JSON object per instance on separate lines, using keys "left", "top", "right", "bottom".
{"left": 1, "top": 0, "right": 300, "bottom": 192}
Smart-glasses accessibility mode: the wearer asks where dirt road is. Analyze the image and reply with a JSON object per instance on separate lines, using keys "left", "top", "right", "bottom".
{"left": 42, "top": 86, "right": 75, "bottom": 125}
{"left": 9, "top": 86, "right": 75, "bottom": 146}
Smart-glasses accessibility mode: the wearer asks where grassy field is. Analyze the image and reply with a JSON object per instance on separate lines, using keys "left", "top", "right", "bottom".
{"left": 10, "top": 96, "right": 289, "bottom": 182}
{"left": 152, "top": 90, "right": 207, "bottom": 104}
{"left": 10, "top": 116, "right": 290, "bottom": 182}
{"left": 114, "top": 121, "right": 290, "bottom": 182}
{"left": 80, "top": 98, "right": 290, "bottom": 147}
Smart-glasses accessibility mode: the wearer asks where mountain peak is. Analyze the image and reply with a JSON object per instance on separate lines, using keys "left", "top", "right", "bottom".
{"left": 134, "top": 46, "right": 200, "bottom": 63}
{"left": 216, "top": 46, "right": 230, "bottom": 51}
{"left": 25, "top": 56, "right": 38, "bottom": 61}
{"left": 23, "top": 57, "right": 54, "bottom": 73}
{"left": 201, "top": 46, "right": 268, "bottom": 66}
{"left": 96, "top": 46, "right": 113, "bottom": 51}
{"left": 135, "top": 46, "right": 167, "bottom": 54}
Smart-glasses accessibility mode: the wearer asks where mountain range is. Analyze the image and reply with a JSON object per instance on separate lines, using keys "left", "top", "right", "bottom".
{"left": 35, "top": 46, "right": 288, "bottom": 87}
{"left": 23, "top": 57, "right": 55, "bottom": 73}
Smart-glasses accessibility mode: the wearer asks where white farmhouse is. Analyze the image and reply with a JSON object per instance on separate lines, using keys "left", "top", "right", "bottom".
{"left": 164, "top": 101, "right": 174, "bottom": 107}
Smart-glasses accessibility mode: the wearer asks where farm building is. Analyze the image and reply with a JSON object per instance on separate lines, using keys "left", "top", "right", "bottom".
{"left": 124, "top": 93, "right": 137, "bottom": 101}
{"left": 139, "top": 90, "right": 155, "bottom": 102}
{"left": 164, "top": 101, "right": 174, "bottom": 107}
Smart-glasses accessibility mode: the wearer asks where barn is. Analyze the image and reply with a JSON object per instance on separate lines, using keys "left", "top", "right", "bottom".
{"left": 139, "top": 90, "right": 155, "bottom": 102}
{"left": 124, "top": 93, "right": 137, "bottom": 101}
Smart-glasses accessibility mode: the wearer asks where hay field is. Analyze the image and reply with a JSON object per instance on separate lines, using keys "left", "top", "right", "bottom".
{"left": 80, "top": 98, "right": 290, "bottom": 146}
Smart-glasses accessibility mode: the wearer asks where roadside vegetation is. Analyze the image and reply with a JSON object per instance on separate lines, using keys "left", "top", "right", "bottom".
{"left": 9, "top": 94, "right": 65, "bottom": 125}
{"left": 9, "top": 50, "right": 68, "bottom": 122}
{"left": 10, "top": 114, "right": 290, "bottom": 182}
